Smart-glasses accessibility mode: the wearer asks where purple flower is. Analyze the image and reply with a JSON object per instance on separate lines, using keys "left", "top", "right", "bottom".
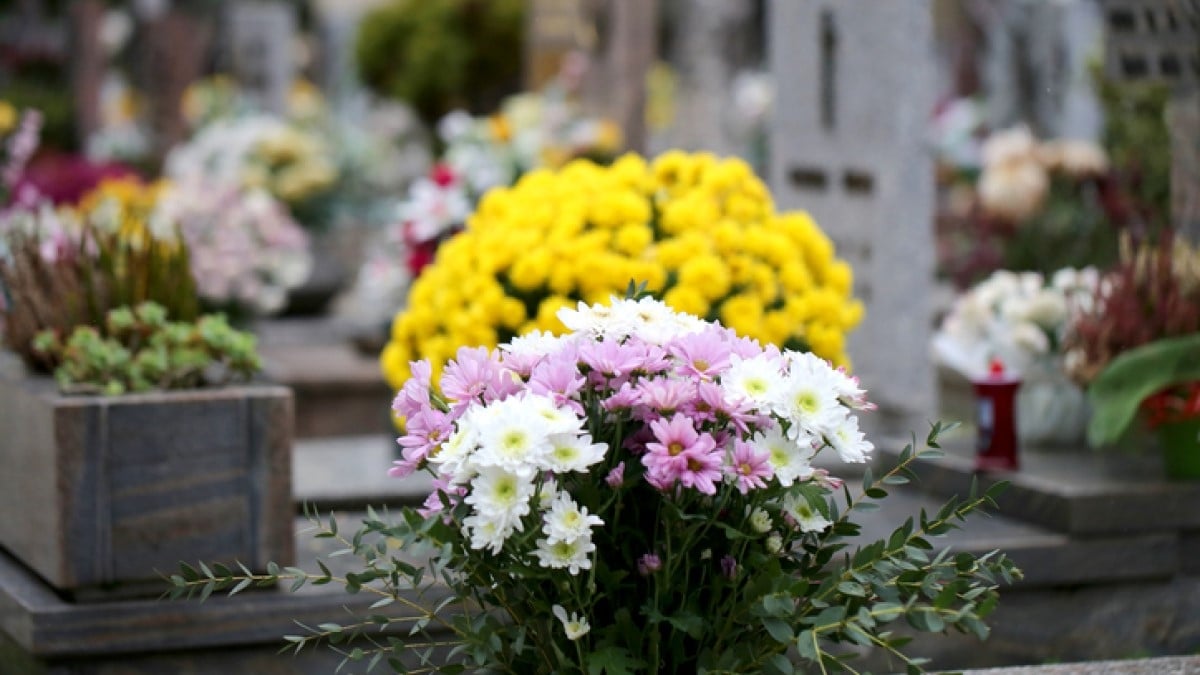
{"left": 727, "top": 440, "right": 772, "bottom": 494}
{"left": 441, "top": 346, "right": 506, "bottom": 412}
{"left": 605, "top": 461, "right": 626, "bottom": 488}
{"left": 633, "top": 377, "right": 695, "bottom": 418}
{"left": 643, "top": 414, "right": 716, "bottom": 479}
{"left": 529, "top": 357, "right": 586, "bottom": 414}
{"left": 720, "top": 554, "right": 738, "bottom": 580}
{"left": 667, "top": 329, "right": 733, "bottom": 380}
{"left": 392, "top": 360, "right": 434, "bottom": 419}
{"left": 638, "top": 553, "right": 662, "bottom": 576}
{"left": 392, "top": 407, "right": 453, "bottom": 476}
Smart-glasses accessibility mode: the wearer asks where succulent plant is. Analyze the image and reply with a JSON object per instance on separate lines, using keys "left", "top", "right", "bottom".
{"left": 33, "top": 302, "right": 261, "bottom": 396}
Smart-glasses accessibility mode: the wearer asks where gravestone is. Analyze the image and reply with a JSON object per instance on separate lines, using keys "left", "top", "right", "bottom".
{"left": 979, "top": 0, "right": 1106, "bottom": 141}
{"left": 225, "top": 0, "right": 297, "bottom": 116}
{"left": 578, "top": 0, "right": 657, "bottom": 153}
{"left": 767, "top": 0, "right": 938, "bottom": 434}
{"left": 525, "top": 0, "right": 592, "bottom": 91}
{"left": 651, "top": 0, "right": 763, "bottom": 161}
{"left": 137, "top": 8, "right": 211, "bottom": 160}
{"left": 1100, "top": 0, "right": 1200, "bottom": 240}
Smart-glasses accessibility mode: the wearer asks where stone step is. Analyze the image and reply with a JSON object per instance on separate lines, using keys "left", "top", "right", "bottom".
{"left": 874, "top": 427, "right": 1200, "bottom": 538}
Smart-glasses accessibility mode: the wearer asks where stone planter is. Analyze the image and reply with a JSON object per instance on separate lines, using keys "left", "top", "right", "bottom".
{"left": 1159, "top": 417, "right": 1200, "bottom": 480}
{"left": 0, "top": 373, "right": 295, "bottom": 599}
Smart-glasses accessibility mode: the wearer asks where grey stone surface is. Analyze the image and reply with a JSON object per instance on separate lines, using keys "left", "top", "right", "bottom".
{"left": 959, "top": 655, "right": 1200, "bottom": 674}
{"left": 223, "top": 1, "right": 296, "bottom": 115}
{"left": 875, "top": 432, "right": 1200, "bottom": 536}
{"left": 767, "top": 0, "right": 938, "bottom": 436}
{"left": 292, "top": 434, "right": 432, "bottom": 509}
{"left": 980, "top": 0, "right": 1104, "bottom": 140}
{"left": 259, "top": 342, "right": 394, "bottom": 439}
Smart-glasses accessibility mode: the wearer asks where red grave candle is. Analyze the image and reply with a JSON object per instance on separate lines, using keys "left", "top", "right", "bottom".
{"left": 971, "top": 358, "right": 1021, "bottom": 472}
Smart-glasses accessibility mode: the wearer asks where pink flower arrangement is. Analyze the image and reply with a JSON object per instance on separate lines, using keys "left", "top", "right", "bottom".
{"left": 171, "top": 293, "right": 1019, "bottom": 673}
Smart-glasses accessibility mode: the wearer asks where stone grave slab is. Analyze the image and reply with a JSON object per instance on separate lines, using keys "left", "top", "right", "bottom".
{"left": 767, "top": 0, "right": 938, "bottom": 435}
{"left": 874, "top": 434, "right": 1200, "bottom": 536}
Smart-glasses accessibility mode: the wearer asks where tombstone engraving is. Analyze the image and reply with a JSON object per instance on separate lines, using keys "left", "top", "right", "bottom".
{"left": 226, "top": 0, "right": 297, "bottom": 115}
{"left": 768, "top": 0, "right": 938, "bottom": 433}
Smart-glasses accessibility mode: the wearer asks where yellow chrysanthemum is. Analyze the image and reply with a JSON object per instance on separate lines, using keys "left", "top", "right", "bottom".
{"left": 381, "top": 151, "right": 864, "bottom": 387}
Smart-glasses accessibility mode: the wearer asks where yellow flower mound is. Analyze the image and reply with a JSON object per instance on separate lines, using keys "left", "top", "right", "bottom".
{"left": 380, "top": 151, "right": 864, "bottom": 388}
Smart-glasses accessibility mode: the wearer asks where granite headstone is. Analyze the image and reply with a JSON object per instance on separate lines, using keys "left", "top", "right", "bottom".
{"left": 767, "top": 0, "right": 938, "bottom": 434}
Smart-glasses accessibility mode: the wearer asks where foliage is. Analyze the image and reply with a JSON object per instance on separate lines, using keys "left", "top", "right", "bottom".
{"left": 171, "top": 296, "right": 1019, "bottom": 673}
{"left": 355, "top": 0, "right": 525, "bottom": 128}
{"left": 32, "top": 301, "right": 261, "bottom": 396}
{"left": 380, "top": 152, "right": 864, "bottom": 389}
{"left": 1065, "top": 233, "right": 1200, "bottom": 386}
{"left": 1094, "top": 72, "right": 1172, "bottom": 234}
{"left": 1, "top": 178, "right": 199, "bottom": 370}
{"left": 1087, "top": 334, "right": 1200, "bottom": 445}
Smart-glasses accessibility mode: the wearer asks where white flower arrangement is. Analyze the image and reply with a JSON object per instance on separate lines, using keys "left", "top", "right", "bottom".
{"left": 934, "top": 268, "right": 1099, "bottom": 380}
{"left": 155, "top": 178, "right": 312, "bottom": 315}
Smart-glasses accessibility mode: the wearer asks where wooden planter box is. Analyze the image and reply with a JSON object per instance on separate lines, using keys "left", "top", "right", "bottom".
{"left": 0, "top": 374, "right": 295, "bottom": 599}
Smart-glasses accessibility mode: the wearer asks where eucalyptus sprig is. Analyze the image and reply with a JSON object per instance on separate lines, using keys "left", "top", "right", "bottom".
{"left": 167, "top": 423, "right": 1019, "bottom": 674}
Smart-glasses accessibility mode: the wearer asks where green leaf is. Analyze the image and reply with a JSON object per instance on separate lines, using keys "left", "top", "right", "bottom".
{"left": 763, "top": 653, "right": 795, "bottom": 674}
{"left": 587, "top": 645, "right": 646, "bottom": 675}
{"left": 1087, "top": 334, "right": 1200, "bottom": 446}
{"left": 762, "top": 617, "right": 794, "bottom": 644}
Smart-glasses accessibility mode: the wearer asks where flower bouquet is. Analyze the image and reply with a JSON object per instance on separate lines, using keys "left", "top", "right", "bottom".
{"left": 936, "top": 124, "right": 1119, "bottom": 288}
{"left": 154, "top": 177, "right": 313, "bottom": 317}
{"left": 170, "top": 293, "right": 1019, "bottom": 673}
{"left": 932, "top": 267, "right": 1098, "bottom": 446}
{"left": 380, "top": 151, "right": 863, "bottom": 390}
{"left": 1067, "top": 233, "right": 1200, "bottom": 476}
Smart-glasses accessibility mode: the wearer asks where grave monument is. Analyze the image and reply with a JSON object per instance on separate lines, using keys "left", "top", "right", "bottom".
{"left": 767, "top": 0, "right": 939, "bottom": 435}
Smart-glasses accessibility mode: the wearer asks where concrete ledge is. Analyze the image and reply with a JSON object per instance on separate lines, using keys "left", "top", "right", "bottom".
{"left": 875, "top": 434, "right": 1200, "bottom": 536}
{"left": 960, "top": 656, "right": 1200, "bottom": 674}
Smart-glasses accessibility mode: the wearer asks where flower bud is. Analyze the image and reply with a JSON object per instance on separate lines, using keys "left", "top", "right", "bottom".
{"left": 766, "top": 533, "right": 783, "bottom": 554}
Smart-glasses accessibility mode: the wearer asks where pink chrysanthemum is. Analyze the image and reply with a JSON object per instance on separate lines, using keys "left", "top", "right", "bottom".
{"left": 727, "top": 440, "right": 772, "bottom": 494}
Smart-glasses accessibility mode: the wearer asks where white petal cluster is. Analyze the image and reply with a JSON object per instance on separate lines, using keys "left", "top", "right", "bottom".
{"left": 933, "top": 268, "right": 1097, "bottom": 379}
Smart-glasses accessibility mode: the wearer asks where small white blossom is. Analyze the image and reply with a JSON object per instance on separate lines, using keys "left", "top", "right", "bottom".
{"left": 552, "top": 605, "right": 591, "bottom": 640}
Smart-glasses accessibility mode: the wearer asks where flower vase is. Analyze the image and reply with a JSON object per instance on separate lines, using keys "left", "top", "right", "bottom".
{"left": 1016, "top": 358, "right": 1089, "bottom": 448}
{"left": 1158, "top": 417, "right": 1200, "bottom": 480}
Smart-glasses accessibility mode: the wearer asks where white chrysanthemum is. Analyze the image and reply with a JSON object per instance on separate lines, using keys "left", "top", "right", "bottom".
{"left": 501, "top": 330, "right": 575, "bottom": 360}
{"left": 775, "top": 361, "right": 846, "bottom": 439}
{"left": 533, "top": 534, "right": 595, "bottom": 575}
{"left": 544, "top": 433, "right": 608, "bottom": 473}
{"left": 428, "top": 423, "right": 478, "bottom": 484}
{"left": 541, "top": 492, "right": 604, "bottom": 544}
{"left": 783, "top": 492, "right": 832, "bottom": 533}
{"left": 552, "top": 605, "right": 591, "bottom": 640}
{"left": 464, "top": 466, "right": 536, "bottom": 531}
{"left": 721, "top": 354, "right": 787, "bottom": 409}
{"left": 826, "top": 414, "right": 874, "bottom": 464}
{"left": 557, "top": 296, "right": 705, "bottom": 344}
{"left": 464, "top": 513, "right": 516, "bottom": 554}
{"left": 535, "top": 477, "right": 559, "bottom": 510}
{"left": 522, "top": 393, "right": 586, "bottom": 436}
{"left": 749, "top": 426, "right": 814, "bottom": 487}
{"left": 471, "top": 400, "right": 556, "bottom": 475}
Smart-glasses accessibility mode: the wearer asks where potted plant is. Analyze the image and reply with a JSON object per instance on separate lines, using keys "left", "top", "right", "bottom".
{"left": 0, "top": 163, "right": 293, "bottom": 598}
{"left": 1066, "top": 232, "right": 1200, "bottom": 478}
{"left": 171, "top": 293, "right": 1020, "bottom": 673}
